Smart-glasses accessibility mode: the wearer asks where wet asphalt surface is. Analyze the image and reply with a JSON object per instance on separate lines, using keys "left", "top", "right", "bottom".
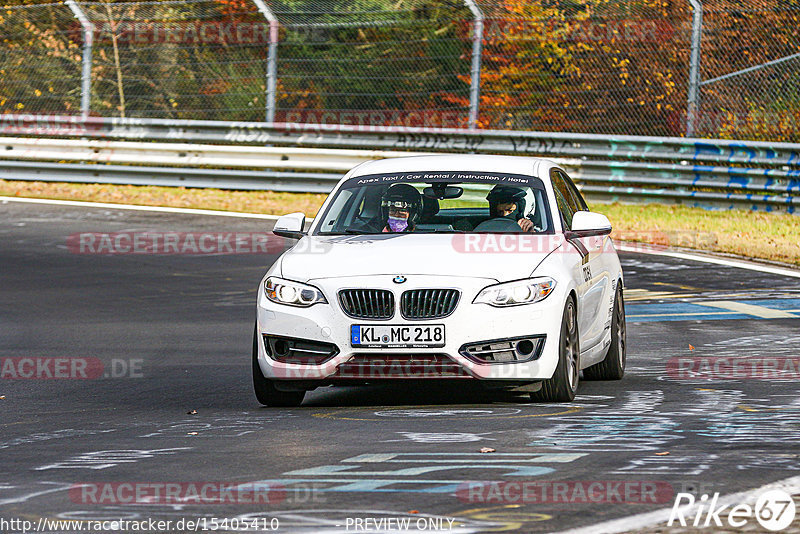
{"left": 1, "top": 200, "right": 799, "bottom": 533}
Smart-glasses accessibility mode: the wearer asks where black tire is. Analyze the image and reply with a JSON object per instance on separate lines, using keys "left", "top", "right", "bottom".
{"left": 532, "top": 297, "right": 580, "bottom": 402}
{"left": 252, "top": 325, "right": 305, "bottom": 407}
{"left": 584, "top": 285, "right": 626, "bottom": 381}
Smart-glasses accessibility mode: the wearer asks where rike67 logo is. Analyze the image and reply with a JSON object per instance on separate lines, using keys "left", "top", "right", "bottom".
{"left": 669, "top": 489, "right": 796, "bottom": 531}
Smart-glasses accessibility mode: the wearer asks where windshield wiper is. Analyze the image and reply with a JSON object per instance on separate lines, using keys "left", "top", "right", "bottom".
{"left": 344, "top": 229, "right": 374, "bottom": 235}
{"left": 335, "top": 229, "right": 466, "bottom": 235}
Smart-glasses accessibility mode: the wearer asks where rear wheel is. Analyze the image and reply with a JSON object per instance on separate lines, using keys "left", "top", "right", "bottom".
{"left": 532, "top": 298, "right": 579, "bottom": 402}
{"left": 252, "top": 324, "right": 305, "bottom": 407}
{"left": 584, "top": 285, "right": 626, "bottom": 381}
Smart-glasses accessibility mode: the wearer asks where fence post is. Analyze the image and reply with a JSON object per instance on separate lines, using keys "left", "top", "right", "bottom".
{"left": 463, "top": 0, "right": 484, "bottom": 130}
{"left": 686, "top": 0, "right": 703, "bottom": 137}
{"left": 65, "top": 0, "right": 93, "bottom": 120}
{"left": 251, "top": 0, "right": 279, "bottom": 123}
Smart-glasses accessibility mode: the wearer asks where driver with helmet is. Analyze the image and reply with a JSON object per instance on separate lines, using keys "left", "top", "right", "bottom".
{"left": 486, "top": 185, "right": 537, "bottom": 232}
{"left": 380, "top": 183, "right": 422, "bottom": 233}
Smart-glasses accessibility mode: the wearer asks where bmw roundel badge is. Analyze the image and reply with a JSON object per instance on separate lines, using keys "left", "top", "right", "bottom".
{"left": 393, "top": 275, "right": 407, "bottom": 284}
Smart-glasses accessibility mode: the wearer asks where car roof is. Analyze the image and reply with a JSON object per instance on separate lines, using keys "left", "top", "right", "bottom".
{"left": 346, "top": 154, "right": 559, "bottom": 179}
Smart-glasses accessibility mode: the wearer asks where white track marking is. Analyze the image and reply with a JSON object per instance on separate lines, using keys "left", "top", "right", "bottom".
{"left": 699, "top": 300, "right": 798, "bottom": 319}
{"left": 0, "top": 484, "right": 74, "bottom": 506}
{"left": 617, "top": 243, "right": 800, "bottom": 279}
{"left": 0, "top": 196, "right": 286, "bottom": 220}
{"left": 553, "top": 475, "right": 800, "bottom": 534}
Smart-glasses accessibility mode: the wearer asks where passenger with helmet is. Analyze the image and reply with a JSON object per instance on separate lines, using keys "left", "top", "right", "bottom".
{"left": 486, "top": 185, "right": 537, "bottom": 232}
{"left": 380, "top": 183, "right": 422, "bottom": 233}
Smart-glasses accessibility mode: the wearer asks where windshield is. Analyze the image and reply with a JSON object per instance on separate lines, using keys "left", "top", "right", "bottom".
{"left": 314, "top": 171, "right": 553, "bottom": 235}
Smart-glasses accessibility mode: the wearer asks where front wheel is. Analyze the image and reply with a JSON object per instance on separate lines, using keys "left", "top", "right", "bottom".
{"left": 532, "top": 298, "right": 579, "bottom": 402}
{"left": 252, "top": 324, "right": 305, "bottom": 407}
{"left": 584, "top": 285, "right": 626, "bottom": 381}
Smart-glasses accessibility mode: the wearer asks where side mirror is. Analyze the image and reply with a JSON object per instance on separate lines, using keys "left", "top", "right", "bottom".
{"left": 566, "top": 211, "right": 612, "bottom": 238}
{"left": 273, "top": 212, "right": 306, "bottom": 240}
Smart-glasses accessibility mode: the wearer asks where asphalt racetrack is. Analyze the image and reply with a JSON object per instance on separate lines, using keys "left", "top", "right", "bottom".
{"left": 1, "top": 199, "right": 799, "bottom": 533}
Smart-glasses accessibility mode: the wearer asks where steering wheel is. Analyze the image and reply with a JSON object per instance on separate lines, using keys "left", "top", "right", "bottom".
{"left": 472, "top": 218, "right": 524, "bottom": 233}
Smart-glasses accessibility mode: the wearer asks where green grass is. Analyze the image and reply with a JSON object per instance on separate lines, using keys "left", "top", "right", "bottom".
{"left": 595, "top": 202, "right": 800, "bottom": 266}
{"left": 2, "top": 179, "right": 798, "bottom": 267}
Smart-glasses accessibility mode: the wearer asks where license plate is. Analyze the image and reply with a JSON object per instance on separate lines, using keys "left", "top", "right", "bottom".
{"left": 351, "top": 324, "right": 445, "bottom": 348}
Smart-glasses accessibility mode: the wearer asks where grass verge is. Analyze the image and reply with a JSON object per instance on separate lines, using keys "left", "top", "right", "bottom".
{"left": 0, "top": 180, "right": 327, "bottom": 217}
{"left": 2, "top": 179, "right": 798, "bottom": 267}
{"left": 600, "top": 203, "right": 799, "bottom": 267}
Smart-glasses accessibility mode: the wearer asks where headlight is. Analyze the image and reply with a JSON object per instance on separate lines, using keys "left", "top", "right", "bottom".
{"left": 474, "top": 278, "right": 556, "bottom": 307}
{"left": 264, "top": 277, "right": 327, "bottom": 307}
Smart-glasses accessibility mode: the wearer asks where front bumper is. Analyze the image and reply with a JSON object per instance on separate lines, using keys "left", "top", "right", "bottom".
{"left": 255, "top": 275, "right": 566, "bottom": 383}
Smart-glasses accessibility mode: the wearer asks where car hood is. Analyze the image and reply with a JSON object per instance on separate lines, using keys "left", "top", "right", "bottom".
{"left": 278, "top": 233, "right": 561, "bottom": 283}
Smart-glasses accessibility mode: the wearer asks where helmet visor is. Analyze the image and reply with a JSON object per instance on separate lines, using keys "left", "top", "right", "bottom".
{"left": 381, "top": 200, "right": 414, "bottom": 210}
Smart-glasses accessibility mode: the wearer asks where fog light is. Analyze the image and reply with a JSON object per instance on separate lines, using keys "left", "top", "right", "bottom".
{"left": 460, "top": 336, "right": 545, "bottom": 364}
{"left": 273, "top": 339, "right": 290, "bottom": 356}
{"left": 516, "top": 339, "right": 535, "bottom": 357}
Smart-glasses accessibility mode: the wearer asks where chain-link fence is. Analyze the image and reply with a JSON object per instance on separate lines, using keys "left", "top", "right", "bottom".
{"left": 1, "top": 0, "right": 799, "bottom": 141}
{"left": 78, "top": 0, "right": 272, "bottom": 120}
{"left": 270, "top": 0, "right": 473, "bottom": 128}
{"left": 696, "top": 1, "right": 800, "bottom": 142}
{"left": 1, "top": 3, "right": 85, "bottom": 115}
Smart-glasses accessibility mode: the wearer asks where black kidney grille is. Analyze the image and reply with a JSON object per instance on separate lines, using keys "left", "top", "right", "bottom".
{"left": 338, "top": 289, "right": 395, "bottom": 319}
{"left": 401, "top": 289, "right": 460, "bottom": 319}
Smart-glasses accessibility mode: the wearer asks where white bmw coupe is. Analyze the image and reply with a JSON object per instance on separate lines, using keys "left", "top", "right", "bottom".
{"left": 253, "top": 155, "right": 625, "bottom": 406}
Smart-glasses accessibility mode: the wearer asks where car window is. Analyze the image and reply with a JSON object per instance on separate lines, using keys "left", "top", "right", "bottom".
{"left": 550, "top": 169, "right": 577, "bottom": 230}
{"left": 317, "top": 188, "right": 356, "bottom": 233}
{"left": 561, "top": 171, "right": 589, "bottom": 212}
{"left": 313, "top": 171, "right": 553, "bottom": 235}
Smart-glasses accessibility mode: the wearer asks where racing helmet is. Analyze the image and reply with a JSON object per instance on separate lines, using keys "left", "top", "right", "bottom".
{"left": 487, "top": 185, "right": 527, "bottom": 220}
{"left": 380, "top": 183, "right": 422, "bottom": 229}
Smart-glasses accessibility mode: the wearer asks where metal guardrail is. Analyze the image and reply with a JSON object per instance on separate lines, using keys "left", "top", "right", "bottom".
{"left": 0, "top": 160, "right": 341, "bottom": 193}
{"left": 0, "top": 137, "right": 420, "bottom": 171}
{"left": 1, "top": 115, "right": 798, "bottom": 213}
